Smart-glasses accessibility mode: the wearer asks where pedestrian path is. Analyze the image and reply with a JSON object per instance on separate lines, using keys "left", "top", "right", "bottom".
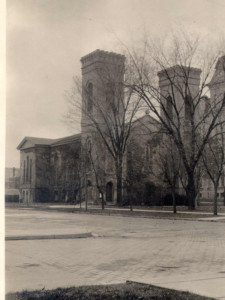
{"left": 6, "top": 232, "right": 92, "bottom": 241}
{"left": 5, "top": 208, "right": 225, "bottom": 299}
{"left": 46, "top": 204, "right": 225, "bottom": 221}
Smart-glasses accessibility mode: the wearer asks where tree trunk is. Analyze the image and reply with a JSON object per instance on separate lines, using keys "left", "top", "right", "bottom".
{"left": 186, "top": 174, "right": 196, "bottom": 210}
{"left": 172, "top": 188, "right": 176, "bottom": 214}
{"left": 85, "top": 180, "right": 88, "bottom": 211}
{"left": 213, "top": 186, "right": 218, "bottom": 216}
{"left": 101, "top": 191, "right": 105, "bottom": 210}
{"left": 130, "top": 193, "right": 133, "bottom": 211}
{"left": 79, "top": 185, "right": 82, "bottom": 209}
{"left": 116, "top": 157, "right": 123, "bottom": 205}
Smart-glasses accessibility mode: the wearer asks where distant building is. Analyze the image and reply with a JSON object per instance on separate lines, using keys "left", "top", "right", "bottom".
{"left": 5, "top": 167, "right": 20, "bottom": 202}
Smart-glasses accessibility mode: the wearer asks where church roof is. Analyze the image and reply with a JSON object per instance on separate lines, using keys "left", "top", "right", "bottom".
{"left": 17, "top": 134, "right": 81, "bottom": 150}
{"left": 51, "top": 133, "right": 81, "bottom": 146}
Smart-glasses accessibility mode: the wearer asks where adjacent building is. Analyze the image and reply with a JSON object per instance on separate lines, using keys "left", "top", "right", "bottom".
{"left": 17, "top": 134, "right": 81, "bottom": 204}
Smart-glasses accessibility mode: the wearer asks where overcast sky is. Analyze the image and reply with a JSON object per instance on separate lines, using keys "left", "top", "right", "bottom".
{"left": 6, "top": 0, "right": 225, "bottom": 167}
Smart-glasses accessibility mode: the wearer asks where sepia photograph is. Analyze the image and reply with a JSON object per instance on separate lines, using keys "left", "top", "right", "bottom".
{"left": 3, "top": 0, "right": 225, "bottom": 299}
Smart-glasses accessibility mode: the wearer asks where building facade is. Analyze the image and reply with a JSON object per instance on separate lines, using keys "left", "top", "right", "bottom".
{"left": 17, "top": 134, "right": 81, "bottom": 204}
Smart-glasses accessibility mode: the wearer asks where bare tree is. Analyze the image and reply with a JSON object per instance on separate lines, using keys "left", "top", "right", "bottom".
{"left": 65, "top": 58, "right": 142, "bottom": 205}
{"left": 125, "top": 113, "right": 162, "bottom": 208}
{"left": 154, "top": 136, "right": 182, "bottom": 213}
{"left": 201, "top": 122, "right": 225, "bottom": 215}
{"left": 126, "top": 33, "right": 225, "bottom": 209}
{"left": 86, "top": 142, "right": 106, "bottom": 209}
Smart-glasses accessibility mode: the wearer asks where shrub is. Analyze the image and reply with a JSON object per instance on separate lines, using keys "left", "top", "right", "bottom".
{"left": 162, "top": 193, "right": 188, "bottom": 206}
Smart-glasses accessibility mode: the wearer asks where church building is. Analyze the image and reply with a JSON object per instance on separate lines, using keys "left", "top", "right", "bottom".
{"left": 17, "top": 50, "right": 225, "bottom": 206}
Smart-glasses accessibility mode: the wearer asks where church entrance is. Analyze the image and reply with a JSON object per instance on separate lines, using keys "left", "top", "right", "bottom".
{"left": 106, "top": 181, "right": 113, "bottom": 202}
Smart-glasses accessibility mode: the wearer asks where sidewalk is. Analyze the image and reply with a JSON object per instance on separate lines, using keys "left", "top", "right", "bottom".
{"left": 5, "top": 208, "right": 225, "bottom": 299}
{"left": 45, "top": 204, "right": 225, "bottom": 222}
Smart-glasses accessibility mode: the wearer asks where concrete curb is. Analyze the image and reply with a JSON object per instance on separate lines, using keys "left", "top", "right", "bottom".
{"left": 5, "top": 232, "right": 93, "bottom": 241}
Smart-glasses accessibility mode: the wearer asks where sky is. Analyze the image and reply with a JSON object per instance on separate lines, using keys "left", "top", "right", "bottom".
{"left": 5, "top": 0, "right": 225, "bottom": 168}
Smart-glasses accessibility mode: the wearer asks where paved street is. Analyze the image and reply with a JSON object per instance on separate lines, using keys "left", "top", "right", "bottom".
{"left": 5, "top": 208, "right": 225, "bottom": 299}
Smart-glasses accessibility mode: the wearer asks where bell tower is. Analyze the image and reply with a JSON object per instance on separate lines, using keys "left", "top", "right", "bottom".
{"left": 158, "top": 65, "right": 201, "bottom": 128}
{"left": 80, "top": 49, "right": 125, "bottom": 204}
{"left": 80, "top": 49, "right": 125, "bottom": 135}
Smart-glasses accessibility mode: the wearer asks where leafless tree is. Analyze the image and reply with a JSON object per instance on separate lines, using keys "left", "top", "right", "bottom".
{"left": 85, "top": 142, "right": 106, "bottom": 209}
{"left": 125, "top": 32, "right": 225, "bottom": 209}
{"left": 201, "top": 122, "right": 225, "bottom": 215}
{"left": 154, "top": 136, "right": 182, "bottom": 213}
{"left": 65, "top": 66, "right": 142, "bottom": 205}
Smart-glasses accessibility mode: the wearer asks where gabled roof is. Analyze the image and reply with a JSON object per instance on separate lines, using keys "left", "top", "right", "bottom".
{"left": 17, "top": 137, "right": 56, "bottom": 150}
{"left": 51, "top": 133, "right": 81, "bottom": 146}
{"left": 130, "top": 112, "right": 161, "bottom": 138}
{"left": 132, "top": 112, "right": 160, "bottom": 126}
{"left": 17, "top": 134, "right": 81, "bottom": 150}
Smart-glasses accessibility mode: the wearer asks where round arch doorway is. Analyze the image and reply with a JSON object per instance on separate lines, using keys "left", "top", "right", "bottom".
{"left": 106, "top": 181, "right": 113, "bottom": 202}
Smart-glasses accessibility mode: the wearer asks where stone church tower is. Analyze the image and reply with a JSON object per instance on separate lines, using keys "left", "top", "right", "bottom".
{"left": 80, "top": 49, "right": 125, "bottom": 203}
{"left": 158, "top": 65, "right": 201, "bottom": 128}
{"left": 157, "top": 65, "right": 202, "bottom": 195}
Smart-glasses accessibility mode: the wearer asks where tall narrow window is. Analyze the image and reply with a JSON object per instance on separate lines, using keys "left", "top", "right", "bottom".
{"left": 106, "top": 82, "right": 115, "bottom": 106}
{"left": 26, "top": 156, "right": 29, "bottom": 182}
{"left": 166, "top": 95, "right": 173, "bottom": 120}
{"left": 87, "top": 140, "right": 92, "bottom": 154}
{"left": 87, "top": 82, "right": 93, "bottom": 113}
{"left": 185, "top": 95, "right": 192, "bottom": 121}
{"left": 23, "top": 160, "right": 26, "bottom": 183}
{"left": 86, "top": 139, "right": 92, "bottom": 169}
{"left": 204, "top": 97, "right": 210, "bottom": 114}
{"left": 30, "top": 159, "right": 32, "bottom": 182}
{"left": 145, "top": 143, "right": 152, "bottom": 171}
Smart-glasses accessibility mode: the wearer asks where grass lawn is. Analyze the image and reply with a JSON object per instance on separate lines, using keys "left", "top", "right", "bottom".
{"left": 6, "top": 282, "right": 215, "bottom": 300}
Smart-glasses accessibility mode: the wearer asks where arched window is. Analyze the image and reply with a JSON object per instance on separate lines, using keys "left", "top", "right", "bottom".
{"left": 86, "top": 139, "right": 92, "bottom": 169}
{"left": 145, "top": 143, "right": 152, "bottom": 171}
{"left": 87, "top": 82, "right": 93, "bottom": 113}
{"left": 166, "top": 95, "right": 173, "bottom": 119}
{"left": 87, "top": 139, "right": 92, "bottom": 154}
{"left": 185, "top": 95, "right": 192, "bottom": 121}
{"left": 106, "top": 82, "right": 115, "bottom": 105}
